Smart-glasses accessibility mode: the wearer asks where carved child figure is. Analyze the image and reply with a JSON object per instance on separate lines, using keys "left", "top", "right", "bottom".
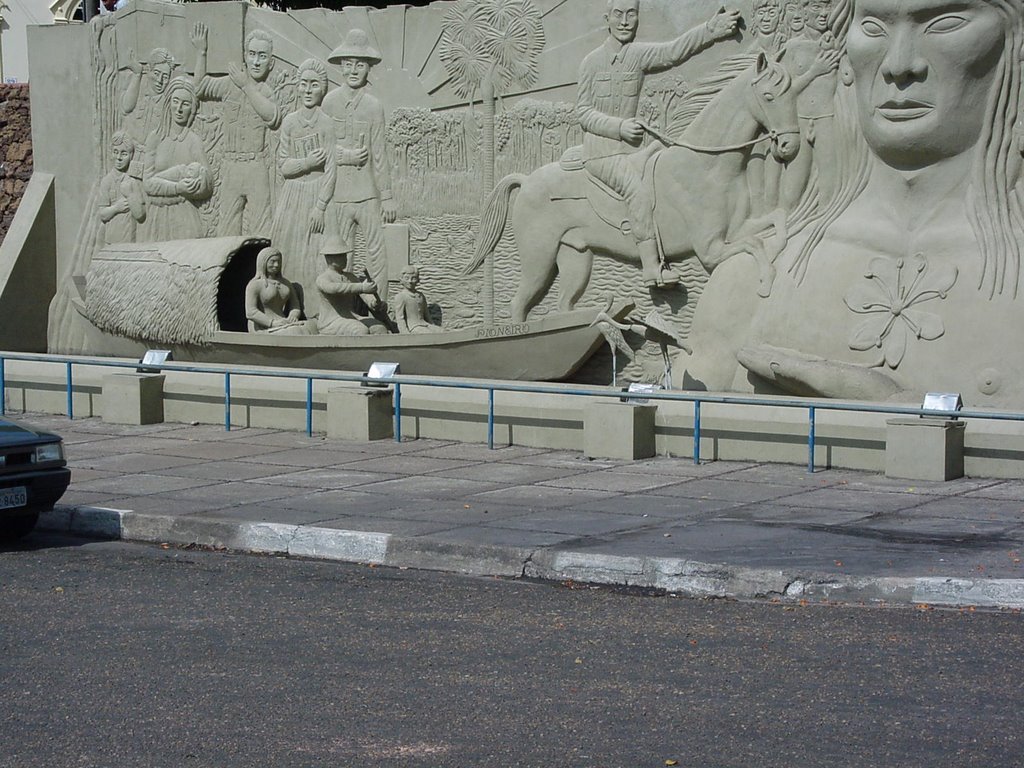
{"left": 98, "top": 131, "right": 146, "bottom": 245}
{"left": 393, "top": 266, "right": 440, "bottom": 334}
{"left": 315, "top": 238, "right": 390, "bottom": 336}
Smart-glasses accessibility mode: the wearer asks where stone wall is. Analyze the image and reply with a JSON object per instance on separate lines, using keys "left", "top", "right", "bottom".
{"left": 0, "top": 84, "right": 33, "bottom": 245}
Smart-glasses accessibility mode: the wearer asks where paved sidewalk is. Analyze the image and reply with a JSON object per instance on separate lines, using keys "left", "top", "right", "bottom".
{"left": 18, "top": 413, "right": 1024, "bottom": 609}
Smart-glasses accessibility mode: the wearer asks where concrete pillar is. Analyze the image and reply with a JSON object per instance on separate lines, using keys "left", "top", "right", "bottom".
{"left": 101, "top": 373, "right": 165, "bottom": 425}
{"left": 583, "top": 400, "right": 657, "bottom": 460}
{"left": 886, "top": 417, "right": 966, "bottom": 481}
{"left": 327, "top": 386, "right": 394, "bottom": 441}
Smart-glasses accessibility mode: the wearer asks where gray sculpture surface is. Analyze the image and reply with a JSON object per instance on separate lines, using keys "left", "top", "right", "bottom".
{"left": 23, "top": 0, "right": 1024, "bottom": 402}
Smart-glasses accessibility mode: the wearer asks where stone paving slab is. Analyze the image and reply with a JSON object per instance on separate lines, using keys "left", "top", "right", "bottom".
{"left": 12, "top": 412, "right": 1024, "bottom": 609}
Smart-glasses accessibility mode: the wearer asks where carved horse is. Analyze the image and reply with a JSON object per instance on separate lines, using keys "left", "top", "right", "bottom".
{"left": 470, "top": 52, "right": 801, "bottom": 323}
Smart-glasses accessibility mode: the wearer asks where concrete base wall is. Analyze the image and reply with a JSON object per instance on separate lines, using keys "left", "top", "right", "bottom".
{"left": 3, "top": 358, "right": 1024, "bottom": 479}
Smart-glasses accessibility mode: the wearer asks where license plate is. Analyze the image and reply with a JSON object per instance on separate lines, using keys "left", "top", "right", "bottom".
{"left": 0, "top": 487, "right": 27, "bottom": 510}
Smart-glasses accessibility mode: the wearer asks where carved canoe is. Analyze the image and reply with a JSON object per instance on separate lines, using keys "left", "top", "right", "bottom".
{"left": 69, "top": 236, "right": 634, "bottom": 381}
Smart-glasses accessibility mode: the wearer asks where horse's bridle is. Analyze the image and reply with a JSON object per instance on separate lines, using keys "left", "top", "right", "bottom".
{"left": 640, "top": 65, "right": 800, "bottom": 155}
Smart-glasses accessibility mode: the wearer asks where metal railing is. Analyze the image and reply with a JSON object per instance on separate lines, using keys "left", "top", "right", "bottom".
{"left": 3, "top": 351, "right": 1024, "bottom": 473}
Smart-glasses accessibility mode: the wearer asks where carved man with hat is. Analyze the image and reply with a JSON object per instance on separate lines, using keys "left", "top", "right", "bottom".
{"left": 322, "top": 29, "right": 397, "bottom": 309}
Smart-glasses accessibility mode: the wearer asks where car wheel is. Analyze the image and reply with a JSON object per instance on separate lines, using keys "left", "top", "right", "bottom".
{"left": 0, "top": 512, "right": 41, "bottom": 542}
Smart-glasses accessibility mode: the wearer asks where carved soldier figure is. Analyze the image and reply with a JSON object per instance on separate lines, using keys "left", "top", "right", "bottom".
{"left": 323, "top": 29, "right": 397, "bottom": 305}
{"left": 576, "top": 0, "right": 741, "bottom": 288}
{"left": 98, "top": 131, "right": 146, "bottom": 245}
{"left": 121, "top": 47, "right": 176, "bottom": 179}
{"left": 192, "top": 23, "right": 283, "bottom": 236}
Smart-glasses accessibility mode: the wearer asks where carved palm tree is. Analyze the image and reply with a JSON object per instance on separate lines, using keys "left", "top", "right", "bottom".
{"left": 440, "top": 0, "right": 544, "bottom": 324}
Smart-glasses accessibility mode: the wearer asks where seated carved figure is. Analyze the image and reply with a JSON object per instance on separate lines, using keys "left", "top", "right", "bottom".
{"left": 315, "top": 238, "right": 389, "bottom": 336}
{"left": 245, "top": 247, "right": 312, "bottom": 334}
{"left": 393, "top": 266, "right": 440, "bottom": 334}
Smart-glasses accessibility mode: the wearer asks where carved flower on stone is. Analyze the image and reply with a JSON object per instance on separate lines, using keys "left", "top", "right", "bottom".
{"left": 843, "top": 254, "right": 958, "bottom": 369}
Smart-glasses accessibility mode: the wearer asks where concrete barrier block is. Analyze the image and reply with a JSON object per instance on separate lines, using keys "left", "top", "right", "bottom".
{"left": 886, "top": 417, "right": 965, "bottom": 481}
{"left": 326, "top": 386, "right": 394, "bottom": 441}
{"left": 102, "top": 373, "right": 165, "bottom": 425}
{"left": 583, "top": 399, "right": 656, "bottom": 460}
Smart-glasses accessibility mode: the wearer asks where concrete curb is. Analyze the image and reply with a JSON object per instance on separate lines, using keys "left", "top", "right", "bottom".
{"left": 39, "top": 506, "right": 1024, "bottom": 611}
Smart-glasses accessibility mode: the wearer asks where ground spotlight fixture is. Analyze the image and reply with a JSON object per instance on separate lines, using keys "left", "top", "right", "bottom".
{"left": 137, "top": 350, "right": 172, "bottom": 374}
{"left": 363, "top": 362, "right": 399, "bottom": 388}
{"left": 921, "top": 392, "right": 963, "bottom": 420}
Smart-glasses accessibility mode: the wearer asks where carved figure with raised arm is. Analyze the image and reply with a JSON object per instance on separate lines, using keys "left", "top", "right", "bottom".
{"left": 192, "top": 23, "right": 283, "bottom": 236}
{"left": 315, "top": 237, "right": 390, "bottom": 336}
{"left": 140, "top": 76, "right": 212, "bottom": 241}
{"left": 576, "top": 0, "right": 741, "bottom": 289}
{"left": 776, "top": 0, "right": 843, "bottom": 208}
{"left": 245, "top": 247, "right": 311, "bottom": 334}
{"left": 97, "top": 131, "right": 145, "bottom": 245}
{"left": 120, "top": 47, "right": 176, "bottom": 179}
{"left": 393, "top": 266, "right": 440, "bottom": 334}
{"left": 322, "top": 29, "right": 397, "bottom": 306}
{"left": 270, "top": 58, "right": 337, "bottom": 321}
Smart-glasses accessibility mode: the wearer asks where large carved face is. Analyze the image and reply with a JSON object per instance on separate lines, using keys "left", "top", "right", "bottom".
{"left": 298, "top": 70, "right": 326, "bottom": 108}
{"left": 246, "top": 38, "right": 274, "bottom": 82}
{"left": 755, "top": 1, "right": 781, "bottom": 36}
{"left": 803, "top": 0, "right": 831, "bottom": 33}
{"left": 339, "top": 58, "right": 370, "bottom": 89}
{"left": 847, "top": 0, "right": 1007, "bottom": 169}
{"left": 605, "top": 0, "right": 640, "bottom": 44}
{"left": 150, "top": 63, "right": 172, "bottom": 95}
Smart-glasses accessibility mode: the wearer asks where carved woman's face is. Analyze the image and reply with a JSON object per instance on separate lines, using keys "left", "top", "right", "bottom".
{"left": 786, "top": 3, "right": 805, "bottom": 32}
{"left": 847, "top": 0, "right": 1007, "bottom": 168}
{"left": 111, "top": 144, "right": 133, "bottom": 172}
{"left": 169, "top": 90, "right": 193, "bottom": 126}
{"left": 266, "top": 253, "right": 282, "bottom": 277}
{"left": 299, "top": 71, "right": 325, "bottom": 108}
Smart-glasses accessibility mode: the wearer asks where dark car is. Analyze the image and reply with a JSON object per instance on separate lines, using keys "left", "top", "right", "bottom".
{"left": 0, "top": 417, "right": 71, "bottom": 541}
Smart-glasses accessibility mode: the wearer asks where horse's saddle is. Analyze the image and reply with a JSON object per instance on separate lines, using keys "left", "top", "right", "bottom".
{"left": 554, "top": 145, "right": 661, "bottom": 237}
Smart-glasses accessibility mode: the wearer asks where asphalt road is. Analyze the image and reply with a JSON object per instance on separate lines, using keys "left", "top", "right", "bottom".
{"left": 1, "top": 533, "right": 1022, "bottom": 768}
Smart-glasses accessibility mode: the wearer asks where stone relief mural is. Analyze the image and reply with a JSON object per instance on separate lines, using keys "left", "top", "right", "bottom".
{"left": 34, "top": 0, "right": 1024, "bottom": 406}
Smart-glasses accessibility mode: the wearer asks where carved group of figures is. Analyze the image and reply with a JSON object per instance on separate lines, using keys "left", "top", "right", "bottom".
{"left": 70, "top": 0, "right": 1024, "bottom": 406}
{"left": 97, "top": 21, "right": 434, "bottom": 337}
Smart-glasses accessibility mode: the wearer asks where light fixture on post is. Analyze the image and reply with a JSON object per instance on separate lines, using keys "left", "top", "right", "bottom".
{"left": 363, "top": 361, "right": 399, "bottom": 388}
{"left": 137, "top": 350, "right": 172, "bottom": 374}
{"left": 921, "top": 392, "right": 963, "bottom": 419}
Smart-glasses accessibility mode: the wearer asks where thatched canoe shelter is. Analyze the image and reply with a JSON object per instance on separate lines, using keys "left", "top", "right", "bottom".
{"left": 84, "top": 237, "right": 269, "bottom": 346}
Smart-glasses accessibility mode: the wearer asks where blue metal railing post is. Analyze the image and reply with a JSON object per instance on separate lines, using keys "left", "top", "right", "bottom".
{"left": 693, "top": 399, "right": 701, "bottom": 465}
{"left": 487, "top": 388, "right": 495, "bottom": 450}
{"left": 66, "top": 362, "right": 73, "bottom": 420}
{"left": 0, "top": 357, "right": 6, "bottom": 416}
{"left": 224, "top": 372, "right": 231, "bottom": 431}
{"left": 305, "top": 377, "right": 313, "bottom": 437}
{"left": 808, "top": 406, "right": 816, "bottom": 473}
{"left": 394, "top": 383, "right": 402, "bottom": 442}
